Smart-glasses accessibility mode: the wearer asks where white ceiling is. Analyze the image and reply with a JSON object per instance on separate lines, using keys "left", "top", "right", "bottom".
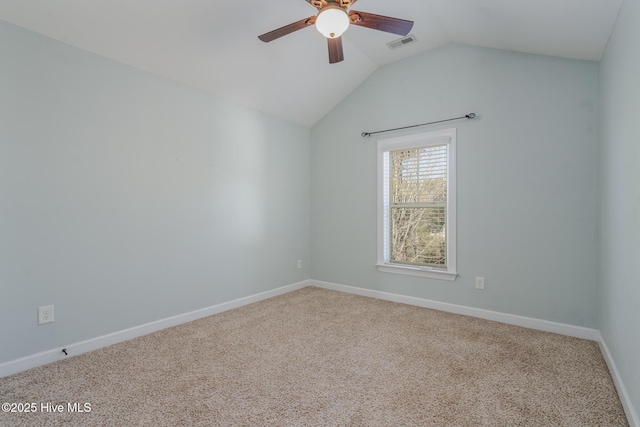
{"left": 0, "top": 0, "right": 622, "bottom": 128}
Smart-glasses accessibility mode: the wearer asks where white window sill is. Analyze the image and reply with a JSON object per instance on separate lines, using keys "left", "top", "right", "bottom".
{"left": 376, "top": 263, "right": 457, "bottom": 281}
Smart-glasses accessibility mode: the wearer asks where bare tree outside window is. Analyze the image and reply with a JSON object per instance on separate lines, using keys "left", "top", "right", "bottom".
{"left": 389, "top": 145, "right": 447, "bottom": 268}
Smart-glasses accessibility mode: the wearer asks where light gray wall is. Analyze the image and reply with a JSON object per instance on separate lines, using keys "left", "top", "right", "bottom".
{"left": 599, "top": 0, "right": 640, "bottom": 418}
{"left": 311, "top": 44, "right": 600, "bottom": 328}
{"left": 0, "top": 20, "right": 310, "bottom": 364}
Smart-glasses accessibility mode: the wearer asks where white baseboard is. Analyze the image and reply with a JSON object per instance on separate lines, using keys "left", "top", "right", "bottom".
{"left": 3, "top": 278, "right": 636, "bottom": 427}
{"left": 310, "top": 280, "right": 600, "bottom": 340}
{"left": 0, "top": 280, "right": 310, "bottom": 378}
{"left": 310, "top": 280, "right": 640, "bottom": 426}
{"left": 598, "top": 333, "right": 639, "bottom": 427}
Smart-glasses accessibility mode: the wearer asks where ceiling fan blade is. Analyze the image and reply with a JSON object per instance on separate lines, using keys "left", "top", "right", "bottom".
{"left": 258, "top": 16, "right": 316, "bottom": 42}
{"left": 327, "top": 37, "right": 344, "bottom": 64}
{"left": 348, "top": 10, "right": 413, "bottom": 36}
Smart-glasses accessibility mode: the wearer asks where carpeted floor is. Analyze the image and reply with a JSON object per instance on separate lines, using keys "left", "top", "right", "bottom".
{"left": 0, "top": 287, "right": 628, "bottom": 426}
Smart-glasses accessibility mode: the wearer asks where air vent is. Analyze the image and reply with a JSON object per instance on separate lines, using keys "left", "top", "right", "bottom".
{"left": 387, "top": 34, "right": 417, "bottom": 50}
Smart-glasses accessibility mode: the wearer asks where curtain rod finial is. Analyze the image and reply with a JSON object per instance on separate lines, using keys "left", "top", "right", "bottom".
{"left": 466, "top": 113, "right": 476, "bottom": 119}
{"left": 361, "top": 132, "right": 370, "bottom": 137}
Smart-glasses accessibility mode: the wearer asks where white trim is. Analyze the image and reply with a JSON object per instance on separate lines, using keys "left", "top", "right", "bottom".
{"left": 598, "top": 333, "right": 640, "bottom": 427}
{"left": 376, "top": 263, "right": 457, "bottom": 281}
{"left": 314, "top": 278, "right": 636, "bottom": 424}
{"left": 377, "top": 131, "right": 453, "bottom": 148}
{"left": 3, "top": 279, "right": 636, "bottom": 427}
{"left": 0, "top": 280, "right": 310, "bottom": 378}
{"left": 309, "top": 279, "right": 600, "bottom": 341}
{"left": 377, "top": 128, "right": 457, "bottom": 280}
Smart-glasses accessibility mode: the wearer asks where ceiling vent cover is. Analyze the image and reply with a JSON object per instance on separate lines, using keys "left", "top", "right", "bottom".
{"left": 387, "top": 34, "right": 417, "bottom": 50}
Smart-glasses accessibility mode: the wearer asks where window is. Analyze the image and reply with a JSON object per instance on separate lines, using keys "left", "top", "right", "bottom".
{"left": 377, "top": 128, "right": 457, "bottom": 281}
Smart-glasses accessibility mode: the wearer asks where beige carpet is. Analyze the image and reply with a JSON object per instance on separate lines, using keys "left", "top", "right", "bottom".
{"left": 0, "top": 287, "right": 628, "bottom": 426}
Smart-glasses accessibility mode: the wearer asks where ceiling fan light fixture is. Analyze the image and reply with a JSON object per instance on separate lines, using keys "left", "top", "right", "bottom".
{"left": 315, "top": 6, "right": 350, "bottom": 38}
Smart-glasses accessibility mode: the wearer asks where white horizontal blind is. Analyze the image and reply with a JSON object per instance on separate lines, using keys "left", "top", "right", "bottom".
{"left": 382, "top": 151, "right": 391, "bottom": 263}
{"left": 385, "top": 144, "right": 448, "bottom": 268}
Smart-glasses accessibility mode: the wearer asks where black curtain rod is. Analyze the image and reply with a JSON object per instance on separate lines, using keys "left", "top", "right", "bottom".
{"left": 361, "top": 113, "right": 476, "bottom": 137}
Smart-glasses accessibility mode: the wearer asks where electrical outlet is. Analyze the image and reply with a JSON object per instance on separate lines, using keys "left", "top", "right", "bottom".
{"left": 297, "top": 259, "right": 302, "bottom": 269}
{"left": 38, "top": 305, "right": 54, "bottom": 325}
{"left": 475, "top": 277, "right": 485, "bottom": 290}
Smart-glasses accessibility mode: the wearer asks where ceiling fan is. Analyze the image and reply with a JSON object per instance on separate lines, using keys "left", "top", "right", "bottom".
{"left": 258, "top": 0, "right": 414, "bottom": 64}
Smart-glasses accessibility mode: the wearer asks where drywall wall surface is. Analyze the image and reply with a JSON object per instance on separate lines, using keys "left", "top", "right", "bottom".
{"left": 0, "top": 20, "right": 311, "bottom": 363}
{"left": 311, "top": 44, "right": 600, "bottom": 328}
{"left": 599, "top": 0, "right": 640, "bottom": 419}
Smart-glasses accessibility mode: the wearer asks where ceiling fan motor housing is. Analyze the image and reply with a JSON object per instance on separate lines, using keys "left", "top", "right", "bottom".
{"left": 312, "top": 0, "right": 353, "bottom": 11}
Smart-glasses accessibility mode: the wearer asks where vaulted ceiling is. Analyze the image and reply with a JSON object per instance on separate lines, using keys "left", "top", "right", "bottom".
{"left": 0, "top": 0, "right": 622, "bottom": 128}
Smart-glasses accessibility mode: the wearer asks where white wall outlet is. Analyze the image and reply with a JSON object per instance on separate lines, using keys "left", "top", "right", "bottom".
{"left": 297, "top": 259, "right": 302, "bottom": 269}
{"left": 475, "top": 277, "right": 485, "bottom": 290}
{"left": 38, "top": 305, "right": 54, "bottom": 325}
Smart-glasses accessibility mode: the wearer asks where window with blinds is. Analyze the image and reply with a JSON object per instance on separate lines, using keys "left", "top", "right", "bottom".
{"left": 388, "top": 144, "right": 447, "bottom": 267}
{"left": 377, "top": 128, "right": 457, "bottom": 281}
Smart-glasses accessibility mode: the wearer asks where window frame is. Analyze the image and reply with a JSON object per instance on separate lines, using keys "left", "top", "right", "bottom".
{"left": 376, "top": 128, "right": 457, "bottom": 281}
